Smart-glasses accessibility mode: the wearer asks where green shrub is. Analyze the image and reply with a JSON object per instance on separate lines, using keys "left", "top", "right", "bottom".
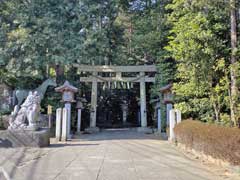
{"left": 174, "top": 98, "right": 214, "bottom": 122}
{"left": 174, "top": 120, "right": 240, "bottom": 165}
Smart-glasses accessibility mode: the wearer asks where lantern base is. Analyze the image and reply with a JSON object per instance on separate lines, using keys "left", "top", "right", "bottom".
{"left": 136, "top": 127, "right": 153, "bottom": 133}
{"left": 85, "top": 127, "right": 100, "bottom": 133}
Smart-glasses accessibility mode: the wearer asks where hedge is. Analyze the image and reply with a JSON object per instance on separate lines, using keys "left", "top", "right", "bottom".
{"left": 174, "top": 120, "right": 240, "bottom": 165}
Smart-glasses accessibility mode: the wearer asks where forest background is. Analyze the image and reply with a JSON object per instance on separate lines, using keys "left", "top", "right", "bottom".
{"left": 0, "top": 0, "right": 240, "bottom": 127}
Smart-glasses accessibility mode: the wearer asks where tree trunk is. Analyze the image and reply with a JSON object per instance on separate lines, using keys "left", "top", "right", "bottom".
{"left": 55, "top": 65, "right": 64, "bottom": 84}
{"left": 230, "top": 0, "right": 238, "bottom": 126}
{"left": 213, "top": 102, "right": 220, "bottom": 122}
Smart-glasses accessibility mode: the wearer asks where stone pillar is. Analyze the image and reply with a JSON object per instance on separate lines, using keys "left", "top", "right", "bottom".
{"left": 157, "top": 108, "right": 161, "bottom": 132}
{"left": 169, "top": 109, "right": 182, "bottom": 141}
{"left": 140, "top": 72, "right": 147, "bottom": 127}
{"left": 77, "top": 109, "right": 82, "bottom": 133}
{"left": 61, "top": 108, "right": 68, "bottom": 141}
{"left": 176, "top": 109, "right": 182, "bottom": 124}
{"left": 48, "top": 105, "right": 53, "bottom": 128}
{"left": 138, "top": 110, "right": 141, "bottom": 125}
{"left": 121, "top": 103, "right": 128, "bottom": 124}
{"left": 166, "top": 103, "right": 173, "bottom": 126}
{"left": 122, "top": 110, "right": 127, "bottom": 124}
{"left": 55, "top": 108, "right": 62, "bottom": 141}
{"left": 169, "top": 109, "right": 176, "bottom": 141}
{"left": 64, "top": 103, "right": 71, "bottom": 139}
{"left": 48, "top": 115, "right": 52, "bottom": 129}
{"left": 90, "top": 72, "right": 98, "bottom": 128}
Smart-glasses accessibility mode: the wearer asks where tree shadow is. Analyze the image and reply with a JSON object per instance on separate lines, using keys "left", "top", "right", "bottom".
{"left": 73, "top": 129, "right": 167, "bottom": 142}
{"left": 8, "top": 148, "right": 27, "bottom": 179}
{"left": 49, "top": 143, "right": 99, "bottom": 148}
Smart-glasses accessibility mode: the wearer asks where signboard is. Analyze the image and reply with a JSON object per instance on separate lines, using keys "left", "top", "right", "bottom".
{"left": 47, "top": 105, "right": 52, "bottom": 115}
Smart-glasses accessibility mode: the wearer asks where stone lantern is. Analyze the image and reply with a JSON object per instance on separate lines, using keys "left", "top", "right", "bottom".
{"left": 55, "top": 81, "right": 78, "bottom": 139}
{"left": 160, "top": 84, "right": 173, "bottom": 126}
{"left": 150, "top": 98, "right": 161, "bottom": 132}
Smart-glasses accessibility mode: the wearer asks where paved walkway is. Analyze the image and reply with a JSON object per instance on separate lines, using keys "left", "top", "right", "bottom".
{"left": 0, "top": 129, "right": 237, "bottom": 180}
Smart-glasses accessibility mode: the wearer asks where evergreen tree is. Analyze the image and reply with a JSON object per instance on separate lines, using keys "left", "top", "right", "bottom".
{"left": 0, "top": 0, "right": 239, "bottom": 126}
{"left": 166, "top": 0, "right": 231, "bottom": 123}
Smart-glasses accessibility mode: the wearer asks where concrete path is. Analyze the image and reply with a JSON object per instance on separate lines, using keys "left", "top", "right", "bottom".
{"left": 0, "top": 129, "right": 236, "bottom": 180}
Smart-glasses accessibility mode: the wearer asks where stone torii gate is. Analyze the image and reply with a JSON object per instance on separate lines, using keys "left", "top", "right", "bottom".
{"left": 73, "top": 64, "right": 156, "bottom": 132}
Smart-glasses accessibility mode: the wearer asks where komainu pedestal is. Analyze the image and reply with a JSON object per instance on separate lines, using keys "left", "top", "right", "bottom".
{"left": 3, "top": 91, "right": 51, "bottom": 147}
{"left": 0, "top": 128, "right": 50, "bottom": 148}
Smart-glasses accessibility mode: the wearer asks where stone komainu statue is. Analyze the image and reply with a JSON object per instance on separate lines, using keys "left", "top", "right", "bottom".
{"left": 8, "top": 91, "right": 41, "bottom": 131}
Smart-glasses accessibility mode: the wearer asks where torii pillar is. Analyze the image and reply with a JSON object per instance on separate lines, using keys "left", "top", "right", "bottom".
{"left": 140, "top": 72, "right": 147, "bottom": 128}
{"left": 87, "top": 72, "right": 99, "bottom": 133}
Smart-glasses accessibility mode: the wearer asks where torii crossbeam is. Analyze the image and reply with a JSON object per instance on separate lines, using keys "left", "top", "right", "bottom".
{"left": 73, "top": 64, "right": 157, "bottom": 131}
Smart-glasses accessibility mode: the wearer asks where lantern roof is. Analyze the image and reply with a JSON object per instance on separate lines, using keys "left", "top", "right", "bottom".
{"left": 55, "top": 81, "right": 78, "bottom": 93}
{"left": 159, "top": 84, "right": 172, "bottom": 93}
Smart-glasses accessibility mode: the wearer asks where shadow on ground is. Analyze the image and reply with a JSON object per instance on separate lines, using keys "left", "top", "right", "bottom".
{"left": 49, "top": 143, "right": 100, "bottom": 148}
{"left": 71, "top": 128, "right": 166, "bottom": 142}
